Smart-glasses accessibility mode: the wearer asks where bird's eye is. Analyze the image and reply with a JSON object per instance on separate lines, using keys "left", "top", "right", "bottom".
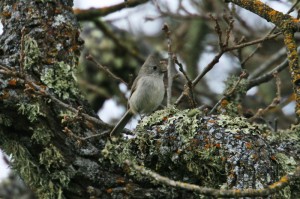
{"left": 153, "top": 66, "right": 157, "bottom": 70}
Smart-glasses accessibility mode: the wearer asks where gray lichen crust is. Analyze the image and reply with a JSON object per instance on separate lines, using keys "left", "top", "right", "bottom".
{"left": 104, "top": 107, "right": 298, "bottom": 198}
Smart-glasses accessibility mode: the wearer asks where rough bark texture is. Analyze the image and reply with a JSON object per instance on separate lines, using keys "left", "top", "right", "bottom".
{"left": 0, "top": 0, "right": 299, "bottom": 199}
{"left": 0, "top": 0, "right": 112, "bottom": 198}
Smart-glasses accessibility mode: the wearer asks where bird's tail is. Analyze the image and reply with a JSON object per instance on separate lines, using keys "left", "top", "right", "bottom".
{"left": 110, "top": 110, "right": 133, "bottom": 137}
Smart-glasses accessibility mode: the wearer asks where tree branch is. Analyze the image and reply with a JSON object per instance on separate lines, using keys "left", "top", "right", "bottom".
{"left": 74, "top": 0, "right": 149, "bottom": 21}
{"left": 126, "top": 160, "right": 300, "bottom": 198}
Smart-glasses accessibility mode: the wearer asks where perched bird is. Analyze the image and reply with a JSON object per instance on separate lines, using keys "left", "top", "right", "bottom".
{"left": 110, "top": 53, "right": 167, "bottom": 137}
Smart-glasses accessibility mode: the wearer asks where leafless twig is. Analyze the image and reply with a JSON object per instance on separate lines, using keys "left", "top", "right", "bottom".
{"left": 249, "top": 47, "right": 286, "bottom": 79}
{"left": 92, "top": 19, "right": 144, "bottom": 62}
{"left": 86, "top": 54, "right": 128, "bottom": 87}
{"left": 174, "top": 13, "right": 281, "bottom": 106}
{"left": 175, "top": 52, "right": 223, "bottom": 106}
{"left": 247, "top": 56, "right": 289, "bottom": 89}
{"left": 174, "top": 57, "right": 196, "bottom": 108}
{"left": 63, "top": 126, "right": 109, "bottom": 142}
{"left": 162, "top": 23, "right": 177, "bottom": 106}
{"left": 238, "top": 0, "right": 299, "bottom": 67}
{"left": 249, "top": 72, "right": 282, "bottom": 122}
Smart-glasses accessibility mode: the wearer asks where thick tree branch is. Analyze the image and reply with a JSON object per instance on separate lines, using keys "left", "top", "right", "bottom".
{"left": 225, "top": 0, "right": 300, "bottom": 31}
{"left": 74, "top": 0, "right": 149, "bottom": 21}
{"left": 105, "top": 107, "right": 300, "bottom": 198}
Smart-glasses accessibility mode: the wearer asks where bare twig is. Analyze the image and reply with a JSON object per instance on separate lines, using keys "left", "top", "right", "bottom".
{"left": 225, "top": 0, "right": 300, "bottom": 31}
{"left": 152, "top": 0, "right": 220, "bottom": 21}
{"left": 78, "top": 79, "right": 111, "bottom": 97}
{"left": 247, "top": 54, "right": 291, "bottom": 89}
{"left": 0, "top": 65, "right": 10, "bottom": 71}
{"left": 173, "top": 11, "right": 282, "bottom": 106}
{"left": 175, "top": 14, "right": 236, "bottom": 106}
{"left": 210, "top": 14, "right": 224, "bottom": 49}
{"left": 175, "top": 14, "right": 227, "bottom": 106}
{"left": 47, "top": 91, "right": 108, "bottom": 127}
{"left": 81, "top": 131, "right": 110, "bottom": 140}
{"left": 162, "top": 23, "right": 176, "bottom": 106}
{"left": 223, "top": 14, "right": 234, "bottom": 47}
{"left": 63, "top": 126, "right": 109, "bottom": 142}
{"left": 174, "top": 57, "right": 191, "bottom": 84}
{"left": 240, "top": 43, "right": 261, "bottom": 68}
{"left": 86, "top": 54, "right": 128, "bottom": 87}
{"left": 175, "top": 52, "right": 223, "bottom": 106}
{"left": 249, "top": 47, "right": 287, "bottom": 79}
{"left": 92, "top": 19, "right": 144, "bottom": 62}
{"left": 224, "top": 33, "right": 280, "bottom": 51}
{"left": 125, "top": 159, "right": 300, "bottom": 198}
{"left": 249, "top": 72, "right": 282, "bottom": 122}
{"left": 286, "top": 0, "right": 300, "bottom": 15}
{"left": 174, "top": 57, "right": 196, "bottom": 108}
{"left": 225, "top": 0, "right": 300, "bottom": 117}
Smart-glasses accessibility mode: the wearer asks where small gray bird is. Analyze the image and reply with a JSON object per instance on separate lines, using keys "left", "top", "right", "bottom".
{"left": 110, "top": 53, "right": 167, "bottom": 137}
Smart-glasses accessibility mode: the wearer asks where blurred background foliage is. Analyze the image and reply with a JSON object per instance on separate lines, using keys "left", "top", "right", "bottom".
{"left": 76, "top": 0, "right": 298, "bottom": 129}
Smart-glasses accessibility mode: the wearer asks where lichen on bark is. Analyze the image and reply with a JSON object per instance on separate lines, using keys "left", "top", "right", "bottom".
{"left": 104, "top": 107, "right": 299, "bottom": 198}
{"left": 0, "top": 0, "right": 85, "bottom": 198}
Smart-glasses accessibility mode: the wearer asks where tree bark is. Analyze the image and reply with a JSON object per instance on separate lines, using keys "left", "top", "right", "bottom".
{"left": 0, "top": 0, "right": 113, "bottom": 198}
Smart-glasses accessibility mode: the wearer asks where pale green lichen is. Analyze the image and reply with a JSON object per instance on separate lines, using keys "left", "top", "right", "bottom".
{"left": 217, "top": 114, "right": 265, "bottom": 135}
{"left": 24, "top": 36, "right": 41, "bottom": 69}
{"left": 31, "top": 127, "right": 53, "bottom": 145}
{"left": 269, "top": 124, "right": 300, "bottom": 142}
{"left": 51, "top": 170, "right": 71, "bottom": 187}
{"left": 41, "top": 61, "right": 79, "bottom": 100}
{"left": 0, "top": 139, "right": 61, "bottom": 198}
{"left": 222, "top": 75, "right": 248, "bottom": 116}
{"left": 275, "top": 153, "right": 297, "bottom": 198}
{"left": 276, "top": 153, "right": 297, "bottom": 172}
{"left": 137, "top": 106, "right": 179, "bottom": 129}
{"left": 39, "top": 144, "right": 66, "bottom": 170}
{"left": 1, "top": 129, "right": 69, "bottom": 198}
{"left": 173, "top": 109, "right": 201, "bottom": 139}
{"left": 4, "top": 141, "right": 40, "bottom": 181}
{"left": 224, "top": 75, "right": 248, "bottom": 96}
{"left": 36, "top": 180, "right": 63, "bottom": 199}
{"left": 17, "top": 102, "right": 44, "bottom": 122}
